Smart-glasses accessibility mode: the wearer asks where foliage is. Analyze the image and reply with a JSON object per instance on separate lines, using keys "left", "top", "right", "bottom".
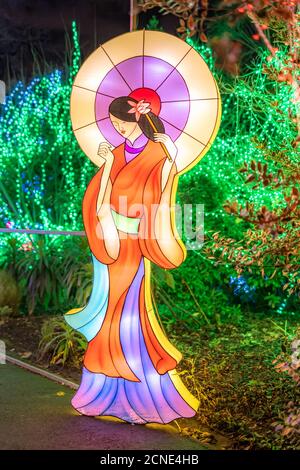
{"left": 174, "top": 33, "right": 298, "bottom": 318}
{"left": 38, "top": 316, "right": 87, "bottom": 366}
{"left": 61, "top": 238, "right": 93, "bottom": 307}
{"left": 170, "top": 311, "right": 300, "bottom": 449}
{"left": 204, "top": 5, "right": 300, "bottom": 296}
{"left": 0, "top": 269, "right": 20, "bottom": 315}
{"left": 272, "top": 327, "right": 300, "bottom": 443}
{"left": 0, "top": 234, "right": 91, "bottom": 315}
{"left": 140, "top": 1, "right": 299, "bottom": 78}
{"left": 146, "top": 14, "right": 163, "bottom": 31}
{"left": 139, "top": 0, "right": 209, "bottom": 40}
{"left": 154, "top": 255, "right": 245, "bottom": 330}
{"left": 139, "top": 1, "right": 298, "bottom": 48}
{"left": 0, "top": 21, "right": 90, "bottom": 235}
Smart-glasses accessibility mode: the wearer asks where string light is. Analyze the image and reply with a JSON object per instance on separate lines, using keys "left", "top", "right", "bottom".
{"left": 179, "top": 37, "right": 297, "bottom": 227}
{"left": 0, "top": 21, "right": 92, "bottom": 249}
{"left": 180, "top": 38, "right": 298, "bottom": 308}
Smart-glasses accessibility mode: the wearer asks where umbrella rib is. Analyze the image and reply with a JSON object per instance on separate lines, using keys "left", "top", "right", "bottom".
{"left": 161, "top": 98, "right": 218, "bottom": 103}
{"left": 74, "top": 85, "right": 115, "bottom": 100}
{"left": 160, "top": 116, "right": 206, "bottom": 147}
{"left": 142, "top": 28, "right": 145, "bottom": 88}
{"left": 73, "top": 117, "right": 109, "bottom": 132}
{"left": 100, "top": 44, "right": 133, "bottom": 92}
{"left": 73, "top": 84, "right": 96, "bottom": 94}
{"left": 96, "top": 91, "right": 117, "bottom": 99}
{"left": 155, "top": 46, "right": 193, "bottom": 93}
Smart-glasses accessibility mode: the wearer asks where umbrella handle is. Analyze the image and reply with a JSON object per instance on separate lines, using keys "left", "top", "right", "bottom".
{"left": 144, "top": 114, "right": 173, "bottom": 162}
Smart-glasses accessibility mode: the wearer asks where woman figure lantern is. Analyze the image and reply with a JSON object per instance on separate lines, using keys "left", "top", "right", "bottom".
{"left": 65, "top": 30, "right": 221, "bottom": 424}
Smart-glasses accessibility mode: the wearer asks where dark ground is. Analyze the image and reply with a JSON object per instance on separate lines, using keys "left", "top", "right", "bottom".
{"left": 0, "top": 316, "right": 230, "bottom": 449}
{"left": 1, "top": 313, "right": 299, "bottom": 449}
{"left": 0, "top": 362, "right": 208, "bottom": 450}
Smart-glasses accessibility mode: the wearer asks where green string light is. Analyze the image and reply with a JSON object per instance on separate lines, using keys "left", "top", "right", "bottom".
{"left": 180, "top": 38, "right": 298, "bottom": 229}
{"left": 0, "top": 21, "right": 93, "bottom": 247}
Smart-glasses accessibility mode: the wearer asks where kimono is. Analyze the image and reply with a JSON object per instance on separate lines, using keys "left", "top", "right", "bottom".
{"left": 64, "top": 138, "right": 200, "bottom": 424}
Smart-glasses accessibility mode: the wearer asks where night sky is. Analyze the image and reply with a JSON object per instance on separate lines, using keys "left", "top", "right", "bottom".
{"left": 0, "top": 0, "right": 178, "bottom": 90}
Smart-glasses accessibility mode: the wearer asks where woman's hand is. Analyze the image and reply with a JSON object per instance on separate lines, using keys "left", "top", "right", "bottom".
{"left": 154, "top": 133, "right": 178, "bottom": 162}
{"left": 155, "top": 134, "right": 178, "bottom": 191}
{"left": 97, "top": 142, "right": 114, "bottom": 166}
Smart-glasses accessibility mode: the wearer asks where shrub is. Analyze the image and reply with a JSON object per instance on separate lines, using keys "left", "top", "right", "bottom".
{"left": 272, "top": 328, "right": 300, "bottom": 444}
{"left": 38, "top": 316, "right": 87, "bottom": 367}
{"left": 0, "top": 269, "right": 21, "bottom": 315}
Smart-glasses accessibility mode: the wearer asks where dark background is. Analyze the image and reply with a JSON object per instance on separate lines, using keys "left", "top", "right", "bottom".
{"left": 0, "top": 0, "right": 179, "bottom": 89}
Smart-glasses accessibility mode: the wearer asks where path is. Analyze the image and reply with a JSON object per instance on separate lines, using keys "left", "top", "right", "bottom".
{"left": 0, "top": 363, "right": 207, "bottom": 450}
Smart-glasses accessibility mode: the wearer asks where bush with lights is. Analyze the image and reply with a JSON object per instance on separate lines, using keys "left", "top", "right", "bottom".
{"left": 0, "top": 18, "right": 298, "bottom": 322}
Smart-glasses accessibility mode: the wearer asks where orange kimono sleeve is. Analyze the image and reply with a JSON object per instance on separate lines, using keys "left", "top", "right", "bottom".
{"left": 138, "top": 159, "right": 186, "bottom": 269}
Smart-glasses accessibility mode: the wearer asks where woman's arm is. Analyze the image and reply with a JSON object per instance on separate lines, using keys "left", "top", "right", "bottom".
{"left": 96, "top": 142, "right": 113, "bottom": 214}
{"left": 154, "top": 133, "right": 178, "bottom": 192}
{"left": 96, "top": 143, "right": 120, "bottom": 261}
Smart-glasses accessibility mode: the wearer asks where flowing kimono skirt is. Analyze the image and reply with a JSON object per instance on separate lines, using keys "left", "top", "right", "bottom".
{"left": 65, "top": 253, "right": 199, "bottom": 424}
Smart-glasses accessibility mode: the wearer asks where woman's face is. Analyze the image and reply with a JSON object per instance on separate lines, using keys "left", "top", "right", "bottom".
{"left": 109, "top": 113, "right": 140, "bottom": 139}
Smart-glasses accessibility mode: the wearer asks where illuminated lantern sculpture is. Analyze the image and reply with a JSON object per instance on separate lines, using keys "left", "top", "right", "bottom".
{"left": 65, "top": 30, "right": 221, "bottom": 424}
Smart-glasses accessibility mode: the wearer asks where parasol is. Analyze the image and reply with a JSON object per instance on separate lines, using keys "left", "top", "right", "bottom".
{"left": 70, "top": 30, "right": 222, "bottom": 175}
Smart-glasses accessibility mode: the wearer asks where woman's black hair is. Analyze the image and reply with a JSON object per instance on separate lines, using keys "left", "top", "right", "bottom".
{"left": 109, "top": 96, "right": 165, "bottom": 141}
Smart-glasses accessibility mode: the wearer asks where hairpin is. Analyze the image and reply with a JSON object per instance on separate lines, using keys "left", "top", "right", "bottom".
{"left": 127, "top": 99, "right": 151, "bottom": 121}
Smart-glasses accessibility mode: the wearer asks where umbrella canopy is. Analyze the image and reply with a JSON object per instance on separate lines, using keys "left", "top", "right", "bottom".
{"left": 70, "top": 30, "right": 221, "bottom": 174}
